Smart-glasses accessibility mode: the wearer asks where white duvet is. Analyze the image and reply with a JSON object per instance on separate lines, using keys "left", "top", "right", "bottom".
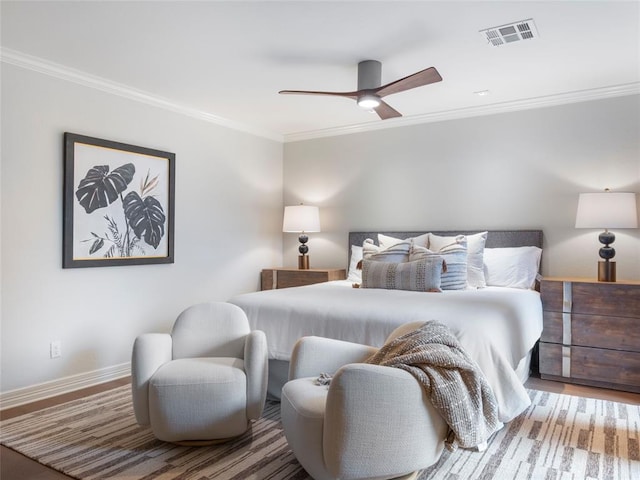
{"left": 229, "top": 280, "right": 543, "bottom": 422}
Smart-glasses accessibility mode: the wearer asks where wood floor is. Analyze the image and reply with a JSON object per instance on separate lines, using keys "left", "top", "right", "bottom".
{"left": 1, "top": 376, "right": 639, "bottom": 480}
{"left": 0, "top": 377, "right": 131, "bottom": 480}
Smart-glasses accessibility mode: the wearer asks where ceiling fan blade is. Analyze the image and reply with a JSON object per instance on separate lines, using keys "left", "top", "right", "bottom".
{"left": 279, "top": 89, "right": 358, "bottom": 99}
{"left": 375, "top": 67, "right": 442, "bottom": 98}
{"left": 374, "top": 100, "right": 402, "bottom": 120}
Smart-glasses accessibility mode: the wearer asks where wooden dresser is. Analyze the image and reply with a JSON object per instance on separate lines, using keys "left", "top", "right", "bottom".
{"left": 539, "top": 277, "right": 640, "bottom": 393}
{"left": 261, "top": 268, "right": 346, "bottom": 290}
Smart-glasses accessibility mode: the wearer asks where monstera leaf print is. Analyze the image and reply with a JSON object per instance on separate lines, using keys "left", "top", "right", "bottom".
{"left": 122, "top": 192, "right": 166, "bottom": 249}
{"left": 75, "top": 163, "right": 135, "bottom": 214}
{"left": 75, "top": 161, "right": 167, "bottom": 258}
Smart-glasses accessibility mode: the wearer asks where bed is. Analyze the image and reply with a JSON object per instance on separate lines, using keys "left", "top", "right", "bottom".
{"left": 229, "top": 229, "right": 544, "bottom": 422}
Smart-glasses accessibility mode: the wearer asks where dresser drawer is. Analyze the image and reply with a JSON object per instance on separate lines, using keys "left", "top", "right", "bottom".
{"left": 539, "top": 342, "right": 640, "bottom": 393}
{"left": 541, "top": 280, "right": 640, "bottom": 317}
{"left": 541, "top": 311, "right": 640, "bottom": 352}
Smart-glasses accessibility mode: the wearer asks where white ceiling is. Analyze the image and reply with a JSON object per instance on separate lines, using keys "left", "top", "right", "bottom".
{"left": 2, "top": 1, "right": 639, "bottom": 142}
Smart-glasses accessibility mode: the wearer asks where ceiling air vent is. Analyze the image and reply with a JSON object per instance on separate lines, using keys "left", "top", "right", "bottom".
{"left": 480, "top": 19, "right": 539, "bottom": 47}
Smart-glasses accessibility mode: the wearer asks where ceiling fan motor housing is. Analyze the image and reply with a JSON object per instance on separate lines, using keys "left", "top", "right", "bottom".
{"left": 357, "top": 60, "right": 382, "bottom": 90}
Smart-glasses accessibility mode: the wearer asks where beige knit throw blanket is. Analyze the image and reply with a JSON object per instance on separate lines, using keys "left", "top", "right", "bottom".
{"left": 365, "top": 320, "right": 502, "bottom": 450}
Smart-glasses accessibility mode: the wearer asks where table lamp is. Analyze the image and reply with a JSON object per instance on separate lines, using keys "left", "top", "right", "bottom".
{"left": 575, "top": 189, "right": 638, "bottom": 282}
{"left": 283, "top": 205, "right": 320, "bottom": 270}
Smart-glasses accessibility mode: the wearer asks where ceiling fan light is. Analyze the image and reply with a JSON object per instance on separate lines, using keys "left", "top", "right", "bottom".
{"left": 357, "top": 94, "right": 380, "bottom": 109}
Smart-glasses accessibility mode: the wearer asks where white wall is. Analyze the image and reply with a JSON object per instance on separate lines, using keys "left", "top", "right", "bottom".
{"left": 1, "top": 64, "right": 283, "bottom": 394}
{"left": 283, "top": 95, "right": 640, "bottom": 281}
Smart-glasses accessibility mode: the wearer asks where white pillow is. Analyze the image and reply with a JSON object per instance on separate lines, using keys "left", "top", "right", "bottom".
{"left": 378, "top": 233, "right": 429, "bottom": 249}
{"left": 347, "top": 245, "right": 363, "bottom": 283}
{"left": 428, "top": 232, "right": 488, "bottom": 288}
{"left": 483, "top": 246, "right": 542, "bottom": 289}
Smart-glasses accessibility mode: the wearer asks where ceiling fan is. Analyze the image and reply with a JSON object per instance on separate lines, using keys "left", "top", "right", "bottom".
{"left": 279, "top": 60, "right": 442, "bottom": 120}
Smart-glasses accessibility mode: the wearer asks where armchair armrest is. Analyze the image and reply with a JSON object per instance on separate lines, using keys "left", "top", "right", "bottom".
{"left": 131, "top": 333, "right": 172, "bottom": 425}
{"left": 244, "top": 329, "right": 268, "bottom": 420}
{"left": 323, "top": 363, "right": 448, "bottom": 479}
{"left": 288, "top": 336, "right": 378, "bottom": 381}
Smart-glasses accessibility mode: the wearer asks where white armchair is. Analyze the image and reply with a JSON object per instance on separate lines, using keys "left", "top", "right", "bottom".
{"left": 131, "top": 302, "right": 268, "bottom": 444}
{"left": 281, "top": 322, "right": 448, "bottom": 480}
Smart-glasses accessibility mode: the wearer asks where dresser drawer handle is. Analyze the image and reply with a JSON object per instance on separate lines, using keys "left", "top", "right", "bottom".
{"left": 562, "top": 281, "right": 572, "bottom": 313}
{"left": 562, "top": 346, "right": 571, "bottom": 378}
{"left": 562, "top": 313, "right": 572, "bottom": 346}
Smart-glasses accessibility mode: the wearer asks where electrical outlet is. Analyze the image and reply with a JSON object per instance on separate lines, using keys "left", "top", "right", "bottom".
{"left": 50, "top": 340, "right": 62, "bottom": 359}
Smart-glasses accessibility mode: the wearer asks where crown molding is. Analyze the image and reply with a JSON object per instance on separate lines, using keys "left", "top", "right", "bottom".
{"left": 3, "top": 47, "right": 638, "bottom": 145}
{"left": 0, "top": 47, "right": 283, "bottom": 143}
{"left": 283, "top": 82, "right": 640, "bottom": 143}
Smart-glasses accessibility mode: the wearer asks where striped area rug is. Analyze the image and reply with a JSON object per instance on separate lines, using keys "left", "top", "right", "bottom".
{"left": 1, "top": 387, "right": 306, "bottom": 479}
{"left": 1, "top": 386, "right": 639, "bottom": 480}
{"left": 423, "top": 389, "right": 640, "bottom": 480}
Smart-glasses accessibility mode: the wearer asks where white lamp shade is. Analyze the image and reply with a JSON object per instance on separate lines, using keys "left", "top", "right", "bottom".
{"left": 575, "top": 192, "right": 638, "bottom": 229}
{"left": 282, "top": 205, "right": 320, "bottom": 233}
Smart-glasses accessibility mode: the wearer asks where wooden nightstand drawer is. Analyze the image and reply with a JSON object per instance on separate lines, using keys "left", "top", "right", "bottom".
{"left": 541, "top": 311, "right": 640, "bottom": 352}
{"left": 261, "top": 268, "right": 346, "bottom": 290}
{"left": 539, "top": 343, "right": 640, "bottom": 393}
{"left": 539, "top": 277, "right": 640, "bottom": 393}
{"left": 541, "top": 280, "right": 640, "bottom": 317}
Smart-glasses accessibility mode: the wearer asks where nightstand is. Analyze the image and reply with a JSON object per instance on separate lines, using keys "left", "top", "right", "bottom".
{"left": 539, "top": 277, "right": 640, "bottom": 393}
{"left": 261, "top": 268, "right": 346, "bottom": 290}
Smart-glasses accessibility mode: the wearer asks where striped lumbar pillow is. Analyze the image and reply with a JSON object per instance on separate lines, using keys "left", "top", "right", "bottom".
{"left": 361, "top": 256, "right": 445, "bottom": 292}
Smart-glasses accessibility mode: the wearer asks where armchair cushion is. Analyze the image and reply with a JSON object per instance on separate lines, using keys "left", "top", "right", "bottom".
{"left": 149, "top": 357, "right": 248, "bottom": 442}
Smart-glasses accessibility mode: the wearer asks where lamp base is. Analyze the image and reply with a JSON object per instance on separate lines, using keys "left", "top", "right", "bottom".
{"left": 298, "top": 255, "right": 310, "bottom": 270}
{"left": 598, "top": 261, "right": 616, "bottom": 282}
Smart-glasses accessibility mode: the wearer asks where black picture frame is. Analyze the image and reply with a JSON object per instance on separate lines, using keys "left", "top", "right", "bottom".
{"left": 63, "top": 132, "right": 175, "bottom": 268}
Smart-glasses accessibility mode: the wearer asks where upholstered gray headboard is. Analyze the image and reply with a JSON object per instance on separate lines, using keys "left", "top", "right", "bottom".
{"left": 348, "top": 230, "right": 543, "bottom": 264}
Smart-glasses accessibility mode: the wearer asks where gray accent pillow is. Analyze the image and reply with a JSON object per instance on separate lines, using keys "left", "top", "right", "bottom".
{"left": 361, "top": 257, "right": 445, "bottom": 292}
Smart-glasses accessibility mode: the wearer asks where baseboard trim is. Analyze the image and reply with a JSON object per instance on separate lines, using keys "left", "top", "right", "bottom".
{"left": 0, "top": 362, "right": 131, "bottom": 410}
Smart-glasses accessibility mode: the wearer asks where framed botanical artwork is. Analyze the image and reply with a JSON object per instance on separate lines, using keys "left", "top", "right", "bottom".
{"left": 63, "top": 133, "right": 175, "bottom": 268}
